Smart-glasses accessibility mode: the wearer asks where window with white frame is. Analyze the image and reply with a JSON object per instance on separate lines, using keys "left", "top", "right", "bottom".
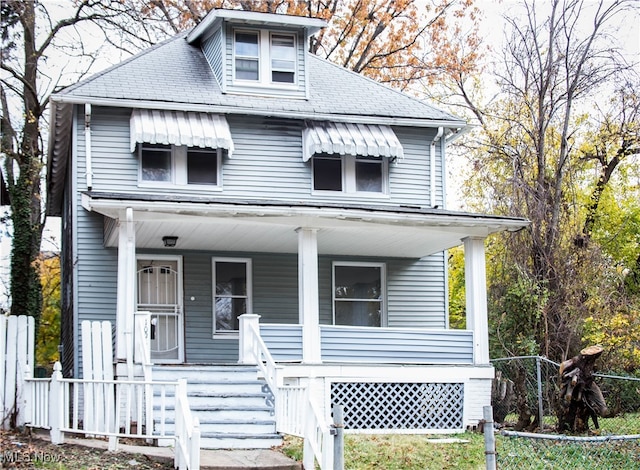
{"left": 333, "top": 262, "right": 385, "bottom": 327}
{"left": 233, "top": 29, "right": 297, "bottom": 85}
{"left": 139, "top": 143, "right": 220, "bottom": 187}
{"left": 313, "top": 154, "right": 387, "bottom": 194}
{"left": 213, "top": 258, "right": 252, "bottom": 334}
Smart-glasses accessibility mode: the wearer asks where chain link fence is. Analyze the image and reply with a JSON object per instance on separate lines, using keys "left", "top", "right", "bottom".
{"left": 490, "top": 356, "right": 640, "bottom": 469}
{"left": 498, "top": 431, "right": 640, "bottom": 469}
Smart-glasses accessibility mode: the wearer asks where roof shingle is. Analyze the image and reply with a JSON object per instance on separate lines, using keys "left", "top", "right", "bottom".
{"left": 55, "top": 32, "right": 463, "bottom": 126}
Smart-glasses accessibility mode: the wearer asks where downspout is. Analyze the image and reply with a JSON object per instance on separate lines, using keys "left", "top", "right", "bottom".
{"left": 84, "top": 104, "right": 93, "bottom": 190}
{"left": 430, "top": 127, "right": 444, "bottom": 208}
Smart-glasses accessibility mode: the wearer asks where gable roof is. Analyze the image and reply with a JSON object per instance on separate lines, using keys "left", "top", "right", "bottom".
{"left": 51, "top": 32, "right": 464, "bottom": 127}
{"left": 47, "top": 14, "right": 468, "bottom": 215}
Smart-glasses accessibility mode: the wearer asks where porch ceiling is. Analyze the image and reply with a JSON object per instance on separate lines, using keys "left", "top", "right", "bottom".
{"left": 83, "top": 192, "right": 529, "bottom": 258}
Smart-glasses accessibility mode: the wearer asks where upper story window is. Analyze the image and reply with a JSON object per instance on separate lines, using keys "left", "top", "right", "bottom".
{"left": 139, "top": 143, "right": 221, "bottom": 187}
{"left": 235, "top": 32, "right": 259, "bottom": 80}
{"left": 233, "top": 29, "right": 297, "bottom": 85}
{"left": 313, "top": 154, "right": 387, "bottom": 194}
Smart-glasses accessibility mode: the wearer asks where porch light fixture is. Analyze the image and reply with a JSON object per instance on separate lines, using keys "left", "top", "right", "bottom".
{"left": 162, "top": 236, "right": 178, "bottom": 247}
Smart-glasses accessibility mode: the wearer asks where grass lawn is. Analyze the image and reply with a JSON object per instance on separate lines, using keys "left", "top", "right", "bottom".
{"left": 280, "top": 433, "right": 486, "bottom": 469}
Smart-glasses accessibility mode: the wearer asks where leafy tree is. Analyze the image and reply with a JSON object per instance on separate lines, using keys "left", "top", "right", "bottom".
{"left": 36, "top": 252, "right": 60, "bottom": 371}
{"left": 452, "top": 0, "right": 639, "bottom": 363}
{"left": 447, "top": 246, "right": 466, "bottom": 329}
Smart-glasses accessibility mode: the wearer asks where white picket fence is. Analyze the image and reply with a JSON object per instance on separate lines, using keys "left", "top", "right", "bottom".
{"left": 1, "top": 316, "right": 200, "bottom": 470}
{"left": 0, "top": 315, "right": 35, "bottom": 429}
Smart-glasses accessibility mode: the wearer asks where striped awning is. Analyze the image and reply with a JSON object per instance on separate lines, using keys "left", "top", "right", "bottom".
{"left": 130, "top": 109, "right": 234, "bottom": 156}
{"left": 302, "top": 121, "right": 403, "bottom": 162}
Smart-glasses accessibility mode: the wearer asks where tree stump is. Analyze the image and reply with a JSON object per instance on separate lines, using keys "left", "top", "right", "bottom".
{"left": 557, "top": 345, "right": 609, "bottom": 432}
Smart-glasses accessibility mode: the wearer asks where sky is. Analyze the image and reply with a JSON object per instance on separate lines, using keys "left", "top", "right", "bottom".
{"left": 0, "top": 0, "right": 638, "bottom": 308}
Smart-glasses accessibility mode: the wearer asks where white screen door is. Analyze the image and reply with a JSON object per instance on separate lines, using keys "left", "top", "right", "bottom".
{"left": 137, "top": 257, "right": 184, "bottom": 362}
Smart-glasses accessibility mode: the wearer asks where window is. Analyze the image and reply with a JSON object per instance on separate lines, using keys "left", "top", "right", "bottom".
{"left": 213, "top": 258, "right": 252, "bottom": 334}
{"left": 313, "top": 155, "right": 387, "bottom": 194}
{"left": 270, "top": 34, "right": 295, "bottom": 83}
{"left": 139, "top": 144, "right": 220, "bottom": 187}
{"left": 333, "top": 263, "right": 385, "bottom": 327}
{"left": 233, "top": 29, "right": 296, "bottom": 85}
{"left": 187, "top": 148, "right": 218, "bottom": 185}
{"left": 141, "top": 144, "right": 172, "bottom": 182}
{"left": 235, "top": 32, "right": 259, "bottom": 80}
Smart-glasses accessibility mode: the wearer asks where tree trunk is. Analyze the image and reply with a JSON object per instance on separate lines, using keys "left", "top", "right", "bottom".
{"left": 557, "top": 345, "right": 608, "bottom": 433}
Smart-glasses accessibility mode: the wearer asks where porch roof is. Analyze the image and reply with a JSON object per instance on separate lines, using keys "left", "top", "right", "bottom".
{"left": 83, "top": 192, "right": 528, "bottom": 258}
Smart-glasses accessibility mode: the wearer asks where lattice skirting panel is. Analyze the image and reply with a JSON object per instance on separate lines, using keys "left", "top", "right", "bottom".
{"left": 331, "top": 382, "right": 464, "bottom": 430}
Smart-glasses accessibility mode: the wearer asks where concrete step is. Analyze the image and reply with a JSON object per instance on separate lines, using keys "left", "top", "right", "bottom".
{"left": 155, "top": 418, "right": 276, "bottom": 435}
{"left": 151, "top": 364, "right": 280, "bottom": 450}
{"left": 199, "top": 433, "right": 283, "bottom": 450}
{"left": 156, "top": 404, "right": 274, "bottom": 420}
{"left": 152, "top": 365, "right": 260, "bottom": 382}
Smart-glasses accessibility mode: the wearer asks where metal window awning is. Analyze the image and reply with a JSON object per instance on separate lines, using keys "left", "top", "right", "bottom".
{"left": 302, "top": 121, "right": 404, "bottom": 162}
{"left": 130, "top": 109, "right": 234, "bottom": 156}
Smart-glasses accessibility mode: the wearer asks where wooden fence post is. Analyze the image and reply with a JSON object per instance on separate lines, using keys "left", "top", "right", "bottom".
{"left": 49, "top": 362, "right": 65, "bottom": 444}
{"left": 16, "top": 316, "right": 35, "bottom": 428}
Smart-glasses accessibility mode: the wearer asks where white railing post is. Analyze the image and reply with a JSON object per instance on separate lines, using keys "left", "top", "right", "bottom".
{"left": 238, "top": 314, "right": 261, "bottom": 364}
{"left": 190, "top": 416, "right": 200, "bottom": 470}
{"left": 49, "top": 362, "right": 64, "bottom": 444}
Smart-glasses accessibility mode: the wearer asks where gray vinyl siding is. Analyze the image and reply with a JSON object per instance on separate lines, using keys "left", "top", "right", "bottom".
{"left": 75, "top": 209, "right": 118, "bottom": 376}
{"left": 390, "top": 127, "right": 431, "bottom": 204}
{"left": 179, "top": 251, "right": 299, "bottom": 363}
{"left": 320, "top": 326, "right": 473, "bottom": 364}
{"left": 82, "top": 106, "right": 137, "bottom": 193}
{"left": 387, "top": 254, "right": 446, "bottom": 329}
{"left": 202, "top": 27, "right": 223, "bottom": 85}
{"left": 159, "top": 250, "right": 446, "bottom": 362}
{"left": 260, "top": 324, "right": 303, "bottom": 361}
{"left": 73, "top": 105, "right": 120, "bottom": 376}
{"left": 85, "top": 108, "right": 445, "bottom": 208}
{"left": 223, "top": 115, "right": 308, "bottom": 198}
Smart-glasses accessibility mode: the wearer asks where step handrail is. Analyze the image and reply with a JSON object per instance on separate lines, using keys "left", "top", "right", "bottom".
{"left": 244, "top": 321, "right": 280, "bottom": 395}
{"left": 174, "top": 378, "right": 201, "bottom": 470}
{"left": 239, "top": 315, "right": 335, "bottom": 469}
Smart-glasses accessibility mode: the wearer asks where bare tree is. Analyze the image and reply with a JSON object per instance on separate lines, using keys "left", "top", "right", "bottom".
{"left": 455, "top": 0, "right": 638, "bottom": 359}
{"left": 0, "top": 0, "right": 150, "bottom": 320}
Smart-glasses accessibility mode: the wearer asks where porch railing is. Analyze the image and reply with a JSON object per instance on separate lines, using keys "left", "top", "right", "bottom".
{"left": 303, "top": 387, "right": 334, "bottom": 470}
{"left": 25, "top": 362, "right": 201, "bottom": 470}
{"left": 239, "top": 314, "right": 335, "bottom": 469}
{"left": 258, "top": 323, "right": 475, "bottom": 364}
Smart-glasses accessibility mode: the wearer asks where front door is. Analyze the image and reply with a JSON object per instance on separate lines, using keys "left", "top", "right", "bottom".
{"left": 137, "top": 256, "right": 184, "bottom": 363}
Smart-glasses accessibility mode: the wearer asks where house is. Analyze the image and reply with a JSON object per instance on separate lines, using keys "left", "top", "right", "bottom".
{"left": 46, "top": 9, "right": 528, "bottom": 449}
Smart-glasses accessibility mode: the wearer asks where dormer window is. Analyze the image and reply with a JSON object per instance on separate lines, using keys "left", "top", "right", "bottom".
{"left": 270, "top": 34, "right": 295, "bottom": 83}
{"left": 233, "top": 29, "right": 297, "bottom": 85}
{"left": 234, "top": 32, "right": 259, "bottom": 80}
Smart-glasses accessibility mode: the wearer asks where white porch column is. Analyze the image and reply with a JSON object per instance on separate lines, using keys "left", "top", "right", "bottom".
{"left": 115, "top": 208, "right": 136, "bottom": 362}
{"left": 296, "top": 227, "right": 321, "bottom": 363}
{"left": 464, "top": 236, "right": 490, "bottom": 364}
